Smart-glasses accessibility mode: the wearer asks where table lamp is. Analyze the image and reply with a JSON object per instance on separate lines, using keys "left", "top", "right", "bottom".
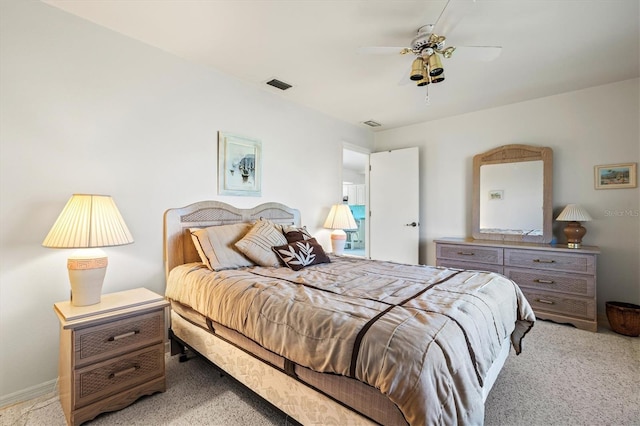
{"left": 323, "top": 204, "right": 358, "bottom": 255}
{"left": 556, "top": 204, "right": 592, "bottom": 248}
{"left": 42, "top": 194, "right": 134, "bottom": 306}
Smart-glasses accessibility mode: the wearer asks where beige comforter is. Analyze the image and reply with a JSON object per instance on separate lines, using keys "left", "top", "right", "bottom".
{"left": 166, "top": 256, "right": 535, "bottom": 425}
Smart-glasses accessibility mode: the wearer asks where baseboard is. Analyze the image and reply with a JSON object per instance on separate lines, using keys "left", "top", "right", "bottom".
{"left": 0, "top": 379, "right": 58, "bottom": 410}
{"left": 597, "top": 312, "right": 610, "bottom": 330}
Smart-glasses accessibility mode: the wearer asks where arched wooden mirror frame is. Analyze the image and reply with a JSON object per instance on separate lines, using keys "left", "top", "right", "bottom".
{"left": 472, "top": 144, "right": 553, "bottom": 243}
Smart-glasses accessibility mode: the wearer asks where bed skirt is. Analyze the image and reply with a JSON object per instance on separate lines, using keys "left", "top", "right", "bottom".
{"left": 170, "top": 307, "right": 511, "bottom": 425}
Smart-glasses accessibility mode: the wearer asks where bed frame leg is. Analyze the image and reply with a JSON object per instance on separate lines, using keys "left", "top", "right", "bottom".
{"left": 169, "top": 329, "right": 193, "bottom": 362}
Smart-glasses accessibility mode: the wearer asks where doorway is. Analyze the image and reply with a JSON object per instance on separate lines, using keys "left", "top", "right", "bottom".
{"left": 342, "top": 146, "right": 369, "bottom": 257}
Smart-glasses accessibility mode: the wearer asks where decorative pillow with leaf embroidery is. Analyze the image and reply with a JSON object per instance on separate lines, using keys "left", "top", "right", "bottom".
{"left": 281, "top": 225, "right": 313, "bottom": 243}
{"left": 272, "top": 238, "right": 330, "bottom": 271}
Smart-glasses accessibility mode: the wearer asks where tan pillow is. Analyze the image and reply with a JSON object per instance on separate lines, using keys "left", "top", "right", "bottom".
{"left": 235, "top": 219, "right": 288, "bottom": 267}
{"left": 190, "top": 223, "right": 254, "bottom": 271}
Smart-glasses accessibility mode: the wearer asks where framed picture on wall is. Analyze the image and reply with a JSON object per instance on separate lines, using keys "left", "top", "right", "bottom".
{"left": 594, "top": 163, "right": 637, "bottom": 189}
{"left": 218, "top": 132, "right": 262, "bottom": 196}
{"left": 488, "top": 189, "right": 504, "bottom": 200}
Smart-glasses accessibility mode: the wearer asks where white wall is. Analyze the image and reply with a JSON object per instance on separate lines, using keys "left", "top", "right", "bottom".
{"left": 374, "top": 78, "right": 640, "bottom": 318}
{"left": 0, "top": 0, "right": 373, "bottom": 402}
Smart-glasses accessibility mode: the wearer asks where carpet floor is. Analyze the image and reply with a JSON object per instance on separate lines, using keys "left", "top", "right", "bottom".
{"left": 1, "top": 319, "right": 638, "bottom": 426}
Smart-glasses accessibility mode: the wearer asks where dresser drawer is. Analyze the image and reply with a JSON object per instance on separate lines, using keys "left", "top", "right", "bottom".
{"left": 522, "top": 289, "right": 596, "bottom": 320}
{"left": 505, "top": 267, "right": 595, "bottom": 297}
{"left": 438, "top": 260, "right": 504, "bottom": 274}
{"left": 73, "top": 344, "right": 164, "bottom": 409}
{"left": 505, "top": 249, "right": 596, "bottom": 274}
{"left": 74, "top": 310, "right": 164, "bottom": 367}
{"left": 436, "top": 244, "right": 503, "bottom": 265}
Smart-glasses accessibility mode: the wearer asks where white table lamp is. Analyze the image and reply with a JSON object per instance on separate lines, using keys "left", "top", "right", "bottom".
{"left": 323, "top": 204, "right": 358, "bottom": 255}
{"left": 556, "top": 204, "right": 592, "bottom": 248}
{"left": 43, "top": 194, "right": 134, "bottom": 306}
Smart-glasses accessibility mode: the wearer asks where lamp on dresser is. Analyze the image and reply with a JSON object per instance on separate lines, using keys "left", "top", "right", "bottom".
{"left": 43, "top": 194, "right": 134, "bottom": 306}
{"left": 323, "top": 203, "right": 358, "bottom": 255}
{"left": 556, "top": 204, "right": 592, "bottom": 249}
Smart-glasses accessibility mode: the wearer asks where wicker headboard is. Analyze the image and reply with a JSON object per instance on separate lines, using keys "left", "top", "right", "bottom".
{"left": 163, "top": 201, "right": 301, "bottom": 278}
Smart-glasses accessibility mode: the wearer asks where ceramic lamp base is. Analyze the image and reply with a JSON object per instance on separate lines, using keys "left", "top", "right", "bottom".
{"left": 330, "top": 229, "right": 347, "bottom": 255}
{"left": 563, "top": 221, "right": 586, "bottom": 249}
{"left": 67, "top": 249, "right": 108, "bottom": 306}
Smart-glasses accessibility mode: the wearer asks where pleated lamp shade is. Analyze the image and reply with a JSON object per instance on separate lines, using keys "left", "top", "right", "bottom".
{"left": 324, "top": 204, "right": 358, "bottom": 230}
{"left": 43, "top": 194, "right": 134, "bottom": 248}
{"left": 43, "top": 194, "right": 133, "bottom": 306}
{"left": 556, "top": 204, "right": 593, "bottom": 222}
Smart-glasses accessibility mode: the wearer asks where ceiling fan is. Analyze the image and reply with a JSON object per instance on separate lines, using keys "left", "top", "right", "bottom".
{"left": 358, "top": 1, "right": 502, "bottom": 100}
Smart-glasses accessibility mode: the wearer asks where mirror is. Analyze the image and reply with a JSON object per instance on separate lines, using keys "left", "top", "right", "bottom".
{"left": 472, "top": 144, "right": 553, "bottom": 243}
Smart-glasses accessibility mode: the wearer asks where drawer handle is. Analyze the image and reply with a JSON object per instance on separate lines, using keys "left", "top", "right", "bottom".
{"left": 533, "top": 259, "right": 555, "bottom": 264}
{"left": 108, "top": 330, "right": 140, "bottom": 341}
{"left": 108, "top": 365, "right": 140, "bottom": 379}
{"left": 457, "top": 252, "right": 475, "bottom": 256}
{"left": 536, "top": 298, "right": 555, "bottom": 305}
{"left": 534, "top": 279, "right": 555, "bottom": 284}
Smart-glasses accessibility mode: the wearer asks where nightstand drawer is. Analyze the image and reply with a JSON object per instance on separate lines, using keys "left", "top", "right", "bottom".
{"left": 75, "top": 310, "right": 164, "bottom": 367}
{"left": 74, "top": 343, "right": 164, "bottom": 409}
{"left": 522, "top": 289, "right": 596, "bottom": 320}
{"left": 436, "top": 244, "right": 503, "bottom": 265}
{"left": 505, "top": 249, "right": 595, "bottom": 274}
{"left": 505, "top": 267, "right": 595, "bottom": 297}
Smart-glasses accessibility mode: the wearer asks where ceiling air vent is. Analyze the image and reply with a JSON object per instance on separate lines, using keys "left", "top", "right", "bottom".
{"left": 266, "top": 79, "right": 292, "bottom": 91}
{"left": 363, "top": 120, "right": 382, "bottom": 127}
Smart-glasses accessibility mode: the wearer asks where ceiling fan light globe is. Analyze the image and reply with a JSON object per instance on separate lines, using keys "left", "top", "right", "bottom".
{"left": 416, "top": 75, "right": 431, "bottom": 86}
{"left": 431, "top": 72, "right": 445, "bottom": 83}
{"left": 428, "top": 54, "right": 444, "bottom": 77}
{"left": 410, "top": 57, "right": 426, "bottom": 81}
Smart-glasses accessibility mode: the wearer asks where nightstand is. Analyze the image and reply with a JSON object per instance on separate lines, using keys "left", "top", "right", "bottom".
{"left": 54, "top": 288, "right": 170, "bottom": 425}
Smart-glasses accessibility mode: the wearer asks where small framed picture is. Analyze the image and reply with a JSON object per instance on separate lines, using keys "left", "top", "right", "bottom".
{"left": 594, "top": 163, "right": 637, "bottom": 189}
{"left": 218, "top": 132, "right": 262, "bottom": 196}
{"left": 488, "top": 189, "right": 504, "bottom": 200}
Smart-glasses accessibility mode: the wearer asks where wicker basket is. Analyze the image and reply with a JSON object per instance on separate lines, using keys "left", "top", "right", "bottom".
{"left": 606, "top": 301, "right": 640, "bottom": 337}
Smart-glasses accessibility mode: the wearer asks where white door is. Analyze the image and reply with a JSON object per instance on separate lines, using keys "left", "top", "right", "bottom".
{"left": 369, "top": 147, "right": 419, "bottom": 264}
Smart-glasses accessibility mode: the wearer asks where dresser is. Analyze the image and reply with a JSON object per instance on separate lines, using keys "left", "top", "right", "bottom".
{"left": 54, "top": 288, "right": 170, "bottom": 425}
{"left": 435, "top": 238, "right": 600, "bottom": 332}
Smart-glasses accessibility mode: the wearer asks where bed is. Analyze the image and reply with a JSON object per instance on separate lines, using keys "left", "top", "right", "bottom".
{"left": 163, "top": 201, "right": 535, "bottom": 425}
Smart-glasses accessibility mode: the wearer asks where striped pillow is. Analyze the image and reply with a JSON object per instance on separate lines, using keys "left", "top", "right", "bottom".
{"left": 190, "top": 223, "right": 254, "bottom": 271}
{"left": 235, "top": 219, "right": 288, "bottom": 267}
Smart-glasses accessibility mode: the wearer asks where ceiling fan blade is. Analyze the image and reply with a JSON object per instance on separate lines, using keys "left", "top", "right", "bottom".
{"left": 433, "top": 0, "right": 475, "bottom": 37}
{"left": 356, "top": 46, "right": 410, "bottom": 55}
{"left": 452, "top": 46, "right": 502, "bottom": 61}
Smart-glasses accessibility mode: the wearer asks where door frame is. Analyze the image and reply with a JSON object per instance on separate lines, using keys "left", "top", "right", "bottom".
{"left": 342, "top": 142, "right": 370, "bottom": 258}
